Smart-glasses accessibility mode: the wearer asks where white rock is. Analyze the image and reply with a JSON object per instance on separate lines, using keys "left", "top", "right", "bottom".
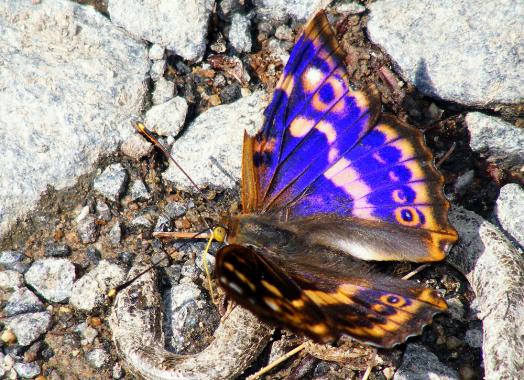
{"left": 121, "top": 132, "right": 154, "bottom": 160}
{"left": 5, "top": 287, "right": 44, "bottom": 317}
{"left": 129, "top": 179, "right": 151, "bottom": 202}
{"left": 149, "top": 44, "right": 165, "bottom": 60}
{"left": 145, "top": 97, "right": 188, "bottom": 137}
{"left": 152, "top": 77, "right": 176, "bottom": 105}
{"left": 368, "top": 0, "right": 524, "bottom": 107}
{"left": 466, "top": 112, "right": 524, "bottom": 170}
{"left": 86, "top": 348, "right": 110, "bottom": 369}
{"left": 70, "top": 260, "right": 126, "bottom": 311}
{"left": 163, "top": 91, "right": 268, "bottom": 190}
{"left": 24, "top": 258, "right": 75, "bottom": 303}
{"left": 495, "top": 183, "right": 524, "bottom": 249}
{"left": 254, "top": 0, "right": 324, "bottom": 21}
{"left": 5, "top": 311, "right": 52, "bottom": 346}
{"left": 109, "top": 0, "right": 215, "bottom": 61}
{"left": 150, "top": 59, "right": 166, "bottom": 81}
{"left": 93, "top": 164, "right": 128, "bottom": 202}
{"left": 0, "top": 270, "right": 23, "bottom": 290}
{"left": 0, "top": 0, "right": 149, "bottom": 240}
{"left": 229, "top": 13, "right": 252, "bottom": 53}
{"left": 13, "top": 362, "right": 41, "bottom": 379}
{"left": 448, "top": 206, "right": 524, "bottom": 379}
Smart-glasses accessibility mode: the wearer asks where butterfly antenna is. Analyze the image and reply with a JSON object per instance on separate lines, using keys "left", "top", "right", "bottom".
{"left": 202, "top": 226, "right": 227, "bottom": 304}
{"left": 108, "top": 228, "right": 211, "bottom": 298}
{"left": 132, "top": 120, "right": 201, "bottom": 193}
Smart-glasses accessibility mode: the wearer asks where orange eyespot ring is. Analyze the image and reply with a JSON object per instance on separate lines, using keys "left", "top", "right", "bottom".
{"left": 395, "top": 206, "right": 423, "bottom": 227}
{"left": 380, "top": 294, "right": 407, "bottom": 307}
{"left": 392, "top": 189, "right": 408, "bottom": 203}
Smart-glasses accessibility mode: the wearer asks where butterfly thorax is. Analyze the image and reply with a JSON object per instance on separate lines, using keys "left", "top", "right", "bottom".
{"left": 223, "top": 214, "right": 303, "bottom": 255}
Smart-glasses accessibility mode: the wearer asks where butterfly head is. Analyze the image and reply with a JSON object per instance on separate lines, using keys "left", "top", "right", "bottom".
{"left": 211, "top": 225, "right": 227, "bottom": 243}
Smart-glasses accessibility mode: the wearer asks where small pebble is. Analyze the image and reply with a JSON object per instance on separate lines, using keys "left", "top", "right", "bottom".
{"left": 93, "top": 164, "right": 128, "bottom": 202}
{"left": 24, "top": 258, "right": 75, "bottom": 303}
{"left": 152, "top": 77, "right": 176, "bottom": 105}
{"left": 44, "top": 241, "right": 71, "bottom": 257}
{"left": 13, "top": 362, "right": 41, "bottom": 379}
{"left": 86, "top": 348, "right": 109, "bottom": 369}
{"left": 129, "top": 179, "right": 150, "bottom": 202}
{"left": 77, "top": 215, "right": 99, "bottom": 244}
{"left": 149, "top": 44, "right": 165, "bottom": 60}
{"left": 109, "top": 221, "right": 123, "bottom": 245}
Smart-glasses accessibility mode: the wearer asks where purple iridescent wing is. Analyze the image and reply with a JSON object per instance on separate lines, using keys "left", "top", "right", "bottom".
{"left": 242, "top": 10, "right": 380, "bottom": 213}
{"left": 242, "top": 11, "right": 457, "bottom": 260}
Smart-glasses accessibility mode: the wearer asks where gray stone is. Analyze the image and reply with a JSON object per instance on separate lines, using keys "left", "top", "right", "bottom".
{"left": 394, "top": 343, "right": 459, "bottom": 380}
{"left": 218, "top": 0, "right": 243, "bottom": 20}
{"left": 121, "top": 132, "right": 154, "bottom": 160}
{"left": 149, "top": 44, "right": 165, "bottom": 60}
{"left": 466, "top": 112, "right": 524, "bottom": 170}
{"left": 465, "top": 328, "right": 483, "bottom": 349}
{"left": 166, "top": 282, "right": 219, "bottom": 353}
{"left": 129, "top": 179, "right": 150, "bottom": 202}
{"left": 5, "top": 287, "right": 44, "bottom": 317}
{"left": 446, "top": 296, "right": 465, "bottom": 321}
{"left": 112, "top": 362, "right": 124, "bottom": 379}
{"left": 109, "top": 221, "right": 123, "bottom": 245}
{"left": 70, "top": 260, "right": 126, "bottom": 311}
{"left": 75, "top": 322, "right": 99, "bottom": 345}
{"left": 5, "top": 311, "right": 52, "bottom": 346}
{"left": 163, "top": 91, "right": 267, "bottom": 189}
{"left": 152, "top": 77, "right": 176, "bottom": 105}
{"left": 164, "top": 201, "right": 187, "bottom": 219}
{"left": 0, "top": 0, "right": 149, "bottom": 240}
{"left": 25, "top": 258, "right": 75, "bottom": 303}
{"left": 150, "top": 59, "right": 166, "bottom": 81}
{"left": 0, "top": 270, "right": 23, "bottom": 290}
{"left": 154, "top": 215, "right": 172, "bottom": 232}
{"left": 96, "top": 200, "right": 112, "bottom": 222}
{"left": 0, "top": 251, "right": 28, "bottom": 273}
{"left": 13, "top": 362, "right": 41, "bottom": 379}
{"left": 0, "top": 352, "right": 5, "bottom": 378}
{"left": 145, "top": 96, "right": 188, "bottom": 137}
{"left": 93, "top": 164, "right": 128, "bottom": 202}
{"left": 130, "top": 214, "right": 154, "bottom": 229}
{"left": 254, "top": 0, "right": 323, "bottom": 21}
{"left": 86, "top": 348, "right": 110, "bottom": 369}
{"left": 448, "top": 206, "right": 524, "bottom": 379}
{"left": 229, "top": 13, "right": 252, "bottom": 53}
{"left": 274, "top": 25, "right": 294, "bottom": 41}
{"left": 367, "top": 0, "right": 524, "bottom": 107}
{"left": 44, "top": 241, "right": 71, "bottom": 257}
{"left": 76, "top": 215, "right": 99, "bottom": 244}
{"left": 109, "top": 0, "right": 215, "bottom": 61}
{"left": 495, "top": 183, "right": 524, "bottom": 249}
{"left": 453, "top": 169, "right": 475, "bottom": 196}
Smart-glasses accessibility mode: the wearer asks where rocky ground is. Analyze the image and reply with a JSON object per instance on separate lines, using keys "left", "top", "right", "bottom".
{"left": 0, "top": 0, "right": 523, "bottom": 379}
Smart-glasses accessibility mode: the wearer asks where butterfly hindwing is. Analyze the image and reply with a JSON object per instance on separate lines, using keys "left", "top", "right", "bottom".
{"left": 216, "top": 244, "right": 447, "bottom": 347}
{"left": 216, "top": 244, "right": 335, "bottom": 342}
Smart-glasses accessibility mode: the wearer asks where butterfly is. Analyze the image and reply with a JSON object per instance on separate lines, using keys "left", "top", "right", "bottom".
{"left": 213, "top": 10, "right": 458, "bottom": 348}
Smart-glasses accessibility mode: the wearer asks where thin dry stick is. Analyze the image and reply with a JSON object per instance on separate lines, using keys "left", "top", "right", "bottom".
{"left": 361, "top": 363, "right": 372, "bottom": 380}
{"left": 153, "top": 231, "right": 213, "bottom": 239}
{"left": 436, "top": 142, "right": 456, "bottom": 168}
{"left": 247, "top": 343, "right": 307, "bottom": 380}
{"left": 402, "top": 264, "right": 430, "bottom": 280}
